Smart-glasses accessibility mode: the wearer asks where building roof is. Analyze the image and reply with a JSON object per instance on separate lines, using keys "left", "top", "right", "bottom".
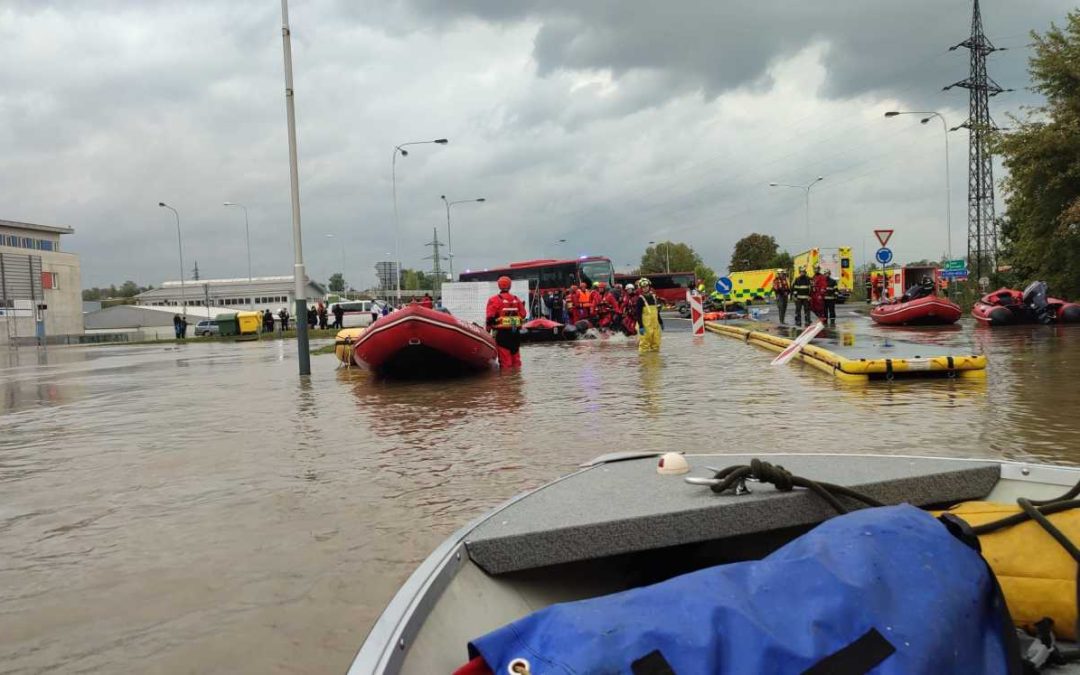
{"left": 83, "top": 304, "right": 220, "bottom": 330}
{"left": 137, "top": 276, "right": 326, "bottom": 300}
{"left": 0, "top": 219, "right": 74, "bottom": 235}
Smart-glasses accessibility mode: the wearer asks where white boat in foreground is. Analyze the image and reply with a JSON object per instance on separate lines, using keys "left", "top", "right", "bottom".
{"left": 349, "top": 453, "right": 1080, "bottom": 674}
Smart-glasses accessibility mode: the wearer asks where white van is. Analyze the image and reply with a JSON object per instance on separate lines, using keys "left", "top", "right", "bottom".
{"left": 331, "top": 300, "right": 383, "bottom": 328}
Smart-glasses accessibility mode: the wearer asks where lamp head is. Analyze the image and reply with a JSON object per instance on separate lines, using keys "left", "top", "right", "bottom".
{"left": 158, "top": 202, "right": 166, "bottom": 207}
{"left": 920, "top": 117, "right": 931, "bottom": 124}
{"left": 476, "top": 198, "right": 486, "bottom": 202}
{"left": 768, "top": 182, "right": 779, "bottom": 187}
{"left": 433, "top": 138, "right": 449, "bottom": 145}
{"left": 884, "top": 111, "right": 900, "bottom": 117}
{"left": 399, "top": 148, "right": 409, "bottom": 156}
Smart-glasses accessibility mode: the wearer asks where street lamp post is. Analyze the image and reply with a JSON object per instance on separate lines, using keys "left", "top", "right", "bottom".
{"left": 392, "top": 139, "right": 448, "bottom": 301}
{"left": 223, "top": 201, "right": 253, "bottom": 309}
{"left": 769, "top": 177, "right": 824, "bottom": 242}
{"left": 280, "top": 0, "right": 310, "bottom": 375}
{"left": 158, "top": 202, "right": 187, "bottom": 317}
{"left": 884, "top": 111, "right": 953, "bottom": 260}
{"left": 440, "top": 195, "right": 485, "bottom": 279}
{"left": 648, "top": 241, "right": 671, "bottom": 273}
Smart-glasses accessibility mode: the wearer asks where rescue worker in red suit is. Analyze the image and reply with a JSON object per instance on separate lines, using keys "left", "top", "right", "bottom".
{"left": 588, "top": 282, "right": 603, "bottom": 326}
{"left": 810, "top": 266, "right": 828, "bottom": 320}
{"left": 595, "top": 281, "right": 618, "bottom": 329}
{"left": 622, "top": 282, "right": 638, "bottom": 336}
{"left": 419, "top": 293, "right": 434, "bottom": 309}
{"left": 486, "top": 276, "right": 526, "bottom": 369}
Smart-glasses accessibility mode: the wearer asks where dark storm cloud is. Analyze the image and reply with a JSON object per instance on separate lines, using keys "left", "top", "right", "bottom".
{"left": 397, "top": 0, "right": 1061, "bottom": 104}
{"left": 0, "top": 0, "right": 1071, "bottom": 288}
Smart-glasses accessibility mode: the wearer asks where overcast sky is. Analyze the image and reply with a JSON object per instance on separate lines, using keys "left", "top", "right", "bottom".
{"left": 0, "top": 0, "right": 1069, "bottom": 288}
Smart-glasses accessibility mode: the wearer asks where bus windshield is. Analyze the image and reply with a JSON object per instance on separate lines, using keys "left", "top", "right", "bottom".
{"left": 578, "top": 260, "right": 614, "bottom": 287}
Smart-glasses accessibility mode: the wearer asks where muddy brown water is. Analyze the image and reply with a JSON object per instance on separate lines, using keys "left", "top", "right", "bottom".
{"left": 2, "top": 313, "right": 1079, "bottom": 672}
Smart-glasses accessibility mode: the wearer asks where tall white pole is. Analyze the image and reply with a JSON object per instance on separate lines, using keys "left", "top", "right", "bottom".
{"left": 392, "top": 148, "right": 401, "bottom": 302}
{"left": 159, "top": 203, "right": 186, "bottom": 318}
{"left": 280, "top": 0, "right": 309, "bottom": 375}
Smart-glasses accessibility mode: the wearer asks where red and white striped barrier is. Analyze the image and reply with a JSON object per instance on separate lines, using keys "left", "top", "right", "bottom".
{"left": 688, "top": 290, "right": 704, "bottom": 336}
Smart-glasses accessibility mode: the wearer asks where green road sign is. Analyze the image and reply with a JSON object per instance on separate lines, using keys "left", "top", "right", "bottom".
{"left": 944, "top": 259, "right": 966, "bottom": 271}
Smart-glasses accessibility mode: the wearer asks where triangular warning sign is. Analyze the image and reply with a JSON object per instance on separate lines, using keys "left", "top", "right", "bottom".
{"left": 874, "top": 229, "right": 894, "bottom": 247}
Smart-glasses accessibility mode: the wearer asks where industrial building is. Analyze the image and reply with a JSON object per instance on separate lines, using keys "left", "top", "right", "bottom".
{"left": 0, "top": 219, "right": 82, "bottom": 345}
{"left": 135, "top": 276, "right": 326, "bottom": 312}
{"left": 83, "top": 305, "right": 220, "bottom": 341}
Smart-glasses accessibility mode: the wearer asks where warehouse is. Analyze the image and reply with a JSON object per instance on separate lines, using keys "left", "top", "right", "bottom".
{"left": 135, "top": 276, "right": 326, "bottom": 312}
{"left": 0, "top": 219, "right": 82, "bottom": 345}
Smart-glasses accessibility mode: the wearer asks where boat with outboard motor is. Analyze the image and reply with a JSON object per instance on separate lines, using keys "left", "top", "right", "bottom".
{"left": 870, "top": 294, "right": 962, "bottom": 326}
{"left": 334, "top": 305, "right": 496, "bottom": 378}
{"left": 973, "top": 282, "right": 1080, "bottom": 326}
{"left": 349, "top": 452, "right": 1080, "bottom": 674}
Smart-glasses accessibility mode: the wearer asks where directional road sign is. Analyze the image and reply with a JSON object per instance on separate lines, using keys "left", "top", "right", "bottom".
{"left": 874, "top": 229, "right": 894, "bottom": 247}
{"left": 944, "top": 259, "right": 966, "bottom": 271}
{"left": 940, "top": 269, "right": 969, "bottom": 280}
{"left": 715, "top": 277, "right": 733, "bottom": 294}
{"left": 875, "top": 247, "right": 893, "bottom": 265}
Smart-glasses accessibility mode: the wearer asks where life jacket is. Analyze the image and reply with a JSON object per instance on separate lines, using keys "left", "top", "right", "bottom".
{"left": 934, "top": 500, "right": 1080, "bottom": 641}
{"left": 774, "top": 277, "right": 790, "bottom": 296}
{"left": 491, "top": 292, "right": 523, "bottom": 330}
{"left": 576, "top": 289, "right": 592, "bottom": 309}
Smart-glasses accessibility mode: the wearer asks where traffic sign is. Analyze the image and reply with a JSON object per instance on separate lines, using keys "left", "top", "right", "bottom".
{"left": 940, "top": 269, "right": 969, "bottom": 280}
{"left": 874, "top": 229, "right": 894, "bottom": 247}
{"left": 944, "top": 259, "right": 966, "bottom": 271}
{"left": 875, "top": 247, "right": 893, "bottom": 265}
{"left": 715, "top": 277, "right": 733, "bottom": 294}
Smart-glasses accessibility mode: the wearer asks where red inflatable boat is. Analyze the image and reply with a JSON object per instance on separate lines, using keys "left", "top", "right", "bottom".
{"left": 345, "top": 305, "right": 497, "bottom": 378}
{"left": 972, "top": 287, "right": 1080, "bottom": 326}
{"left": 870, "top": 295, "right": 962, "bottom": 326}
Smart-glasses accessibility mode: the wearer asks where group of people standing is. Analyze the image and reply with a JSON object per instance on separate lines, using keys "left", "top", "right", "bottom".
{"left": 773, "top": 266, "right": 839, "bottom": 326}
{"left": 485, "top": 277, "right": 663, "bottom": 368}
{"left": 541, "top": 280, "right": 661, "bottom": 340}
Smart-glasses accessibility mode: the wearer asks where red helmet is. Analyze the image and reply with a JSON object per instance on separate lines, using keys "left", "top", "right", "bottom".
{"left": 598, "top": 281, "right": 607, "bottom": 290}
{"left": 497, "top": 275, "right": 511, "bottom": 291}
{"left": 579, "top": 282, "right": 587, "bottom": 289}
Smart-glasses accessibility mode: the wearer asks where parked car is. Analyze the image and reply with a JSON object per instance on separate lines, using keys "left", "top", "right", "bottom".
{"left": 194, "top": 320, "right": 220, "bottom": 337}
{"left": 331, "top": 300, "right": 384, "bottom": 328}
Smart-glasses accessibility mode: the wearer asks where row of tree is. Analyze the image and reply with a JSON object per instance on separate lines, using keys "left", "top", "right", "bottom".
{"left": 82, "top": 281, "right": 152, "bottom": 301}
{"left": 994, "top": 11, "right": 1080, "bottom": 298}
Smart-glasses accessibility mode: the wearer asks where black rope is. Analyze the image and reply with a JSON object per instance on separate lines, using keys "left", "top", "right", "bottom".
{"left": 704, "top": 459, "right": 884, "bottom": 514}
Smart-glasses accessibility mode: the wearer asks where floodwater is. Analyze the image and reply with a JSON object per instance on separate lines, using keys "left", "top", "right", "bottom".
{"left": 2, "top": 311, "right": 1079, "bottom": 672}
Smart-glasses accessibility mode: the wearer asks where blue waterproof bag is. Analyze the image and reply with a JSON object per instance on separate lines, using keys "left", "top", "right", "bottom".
{"left": 469, "top": 505, "right": 1019, "bottom": 674}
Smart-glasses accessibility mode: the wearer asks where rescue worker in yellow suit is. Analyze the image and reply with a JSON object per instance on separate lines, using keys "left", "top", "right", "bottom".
{"left": 634, "top": 277, "right": 663, "bottom": 353}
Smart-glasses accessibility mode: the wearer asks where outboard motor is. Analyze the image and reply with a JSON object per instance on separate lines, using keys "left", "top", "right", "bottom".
{"left": 1023, "top": 281, "right": 1055, "bottom": 324}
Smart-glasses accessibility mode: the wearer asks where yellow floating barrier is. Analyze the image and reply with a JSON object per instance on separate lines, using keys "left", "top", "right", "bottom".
{"left": 704, "top": 321, "right": 986, "bottom": 382}
{"left": 334, "top": 327, "right": 366, "bottom": 366}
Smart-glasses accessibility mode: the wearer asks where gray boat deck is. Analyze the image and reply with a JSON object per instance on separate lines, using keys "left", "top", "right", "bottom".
{"left": 465, "top": 454, "right": 999, "bottom": 574}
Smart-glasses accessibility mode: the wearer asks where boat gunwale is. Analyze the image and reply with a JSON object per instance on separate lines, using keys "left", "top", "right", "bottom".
{"left": 347, "top": 453, "right": 1080, "bottom": 674}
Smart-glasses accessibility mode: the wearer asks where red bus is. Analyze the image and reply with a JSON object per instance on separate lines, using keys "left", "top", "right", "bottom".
{"left": 614, "top": 271, "right": 697, "bottom": 306}
{"left": 459, "top": 256, "right": 616, "bottom": 316}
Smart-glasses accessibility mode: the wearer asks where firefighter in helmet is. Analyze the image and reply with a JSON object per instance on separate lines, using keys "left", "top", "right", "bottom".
{"left": 485, "top": 275, "right": 527, "bottom": 369}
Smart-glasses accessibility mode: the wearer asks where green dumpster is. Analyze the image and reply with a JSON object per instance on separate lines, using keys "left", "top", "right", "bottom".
{"left": 214, "top": 313, "right": 239, "bottom": 337}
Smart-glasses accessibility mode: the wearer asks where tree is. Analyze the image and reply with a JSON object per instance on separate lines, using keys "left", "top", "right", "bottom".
{"left": 993, "top": 11, "right": 1080, "bottom": 298}
{"left": 640, "top": 241, "right": 699, "bottom": 274}
{"left": 328, "top": 273, "right": 346, "bottom": 292}
{"left": 119, "top": 280, "right": 141, "bottom": 297}
{"left": 769, "top": 250, "right": 794, "bottom": 271}
{"left": 729, "top": 234, "right": 780, "bottom": 272}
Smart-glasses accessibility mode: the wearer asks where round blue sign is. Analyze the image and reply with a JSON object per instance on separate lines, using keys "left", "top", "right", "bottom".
{"left": 875, "top": 247, "right": 893, "bottom": 265}
{"left": 715, "top": 277, "right": 733, "bottom": 294}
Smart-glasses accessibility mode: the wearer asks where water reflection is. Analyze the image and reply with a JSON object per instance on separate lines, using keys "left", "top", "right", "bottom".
{"left": 2, "top": 322, "right": 1080, "bottom": 672}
